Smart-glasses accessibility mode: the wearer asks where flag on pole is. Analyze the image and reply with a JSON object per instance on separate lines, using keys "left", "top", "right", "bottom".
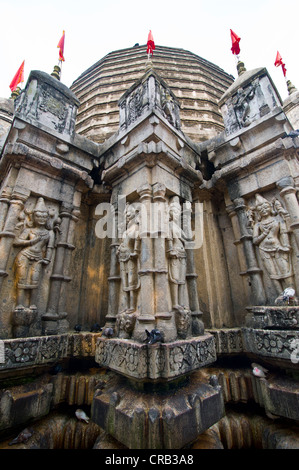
{"left": 274, "top": 51, "right": 287, "bottom": 77}
{"left": 9, "top": 60, "right": 25, "bottom": 92}
{"left": 57, "top": 31, "right": 65, "bottom": 62}
{"left": 147, "top": 30, "right": 155, "bottom": 56}
{"left": 230, "top": 29, "right": 241, "bottom": 56}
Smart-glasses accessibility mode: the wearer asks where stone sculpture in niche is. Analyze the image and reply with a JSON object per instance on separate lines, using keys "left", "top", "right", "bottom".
{"left": 12, "top": 198, "right": 61, "bottom": 337}
{"left": 249, "top": 194, "right": 294, "bottom": 296}
{"left": 127, "top": 85, "right": 145, "bottom": 126}
{"left": 117, "top": 202, "right": 141, "bottom": 318}
{"left": 232, "top": 84, "right": 256, "bottom": 128}
{"left": 161, "top": 87, "right": 181, "bottom": 130}
{"left": 166, "top": 197, "right": 191, "bottom": 338}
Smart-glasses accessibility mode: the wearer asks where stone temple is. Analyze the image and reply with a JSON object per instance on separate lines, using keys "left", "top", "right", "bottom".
{"left": 0, "top": 43, "right": 299, "bottom": 449}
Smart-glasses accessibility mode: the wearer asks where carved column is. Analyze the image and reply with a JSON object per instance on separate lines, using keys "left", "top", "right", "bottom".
{"left": 152, "top": 183, "right": 176, "bottom": 342}
{"left": 184, "top": 199, "right": 204, "bottom": 335}
{"left": 0, "top": 188, "right": 29, "bottom": 288}
{"left": 132, "top": 184, "right": 155, "bottom": 341}
{"left": 233, "top": 197, "right": 266, "bottom": 305}
{"left": 43, "top": 202, "right": 73, "bottom": 334}
{"left": 277, "top": 176, "right": 299, "bottom": 250}
{"left": 56, "top": 206, "right": 80, "bottom": 328}
{"left": 105, "top": 202, "right": 120, "bottom": 329}
{"left": 226, "top": 203, "right": 251, "bottom": 300}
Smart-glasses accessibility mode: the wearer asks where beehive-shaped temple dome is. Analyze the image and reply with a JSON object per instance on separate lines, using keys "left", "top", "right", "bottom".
{"left": 70, "top": 44, "right": 234, "bottom": 144}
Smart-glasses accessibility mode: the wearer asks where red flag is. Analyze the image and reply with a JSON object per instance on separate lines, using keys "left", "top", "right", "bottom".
{"left": 9, "top": 60, "right": 25, "bottom": 92}
{"left": 57, "top": 31, "right": 65, "bottom": 62}
{"left": 147, "top": 30, "right": 155, "bottom": 55}
{"left": 274, "top": 51, "right": 287, "bottom": 77}
{"left": 230, "top": 29, "right": 241, "bottom": 55}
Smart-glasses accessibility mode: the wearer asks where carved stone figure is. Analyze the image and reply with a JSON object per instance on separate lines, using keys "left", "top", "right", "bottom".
{"left": 251, "top": 194, "right": 294, "bottom": 295}
{"left": 161, "top": 88, "right": 181, "bottom": 129}
{"left": 13, "top": 198, "right": 58, "bottom": 310}
{"left": 233, "top": 85, "right": 255, "bottom": 127}
{"left": 117, "top": 203, "right": 141, "bottom": 315}
{"left": 166, "top": 197, "right": 187, "bottom": 309}
{"left": 127, "top": 86, "right": 144, "bottom": 126}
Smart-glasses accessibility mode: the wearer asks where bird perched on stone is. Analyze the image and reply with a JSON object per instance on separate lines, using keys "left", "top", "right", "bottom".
{"left": 275, "top": 287, "right": 297, "bottom": 305}
{"left": 145, "top": 329, "right": 163, "bottom": 345}
{"left": 251, "top": 363, "right": 268, "bottom": 378}
{"left": 102, "top": 327, "right": 114, "bottom": 338}
{"left": 90, "top": 323, "right": 102, "bottom": 333}
{"left": 74, "top": 324, "right": 82, "bottom": 333}
{"left": 75, "top": 409, "right": 90, "bottom": 424}
{"left": 209, "top": 375, "right": 220, "bottom": 388}
{"left": 9, "top": 427, "right": 34, "bottom": 446}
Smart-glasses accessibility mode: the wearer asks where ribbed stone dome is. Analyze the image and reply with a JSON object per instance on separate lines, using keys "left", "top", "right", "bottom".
{"left": 70, "top": 44, "right": 234, "bottom": 144}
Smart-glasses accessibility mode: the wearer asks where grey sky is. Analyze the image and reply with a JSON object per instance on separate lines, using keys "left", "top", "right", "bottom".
{"left": 1, "top": 0, "right": 298, "bottom": 102}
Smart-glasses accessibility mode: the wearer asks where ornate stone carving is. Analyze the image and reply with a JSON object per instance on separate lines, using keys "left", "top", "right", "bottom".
{"left": 232, "top": 84, "right": 256, "bottom": 128}
{"left": 166, "top": 197, "right": 188, "bottom": 309}
{"left": 96, "top": 334, "right": 216, "bottom": 381}
{"left": 12, "top": 197, "right": 61, "bottom": 337}
{"left": 127, "top": 84, "right": 146, "bottom": 127}
{"left": 160, "top": 86, "right": 181, "bottom": 130}
{"left": 117, "top": 203, "right": 141, "bottom": 314}
{"left": 115, "top": 311, "right": 137, "bottom": 339}
{"left": 248, "top": 194, "right": 294, "bottom": 296}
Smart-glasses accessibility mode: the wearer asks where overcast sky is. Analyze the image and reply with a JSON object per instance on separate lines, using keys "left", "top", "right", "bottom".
{"left": 1, "top": 0, "right": 298, "bottom": 103}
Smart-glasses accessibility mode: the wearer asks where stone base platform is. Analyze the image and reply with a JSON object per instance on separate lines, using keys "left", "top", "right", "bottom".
{"left": 95, "top": 333, "right": 216, "bottom": 382}
{"left": 91, "top": 369, "right": 224, "bottom": 449}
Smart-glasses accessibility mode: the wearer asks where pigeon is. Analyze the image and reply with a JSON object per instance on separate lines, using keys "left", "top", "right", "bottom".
{"left": 75, "top": 409, "right": 90, "bottom": 424}
{"left": 251, "top": 363, "right": 268, "bottom": 378}
{"left": 145, "top": 329, "right": 164, "bottom": 345}
{"left": 8, "top": 427, "right": 34, "bottom": 446}
{"left": 282, "top": 287, "right": 296, "bottom": 303}
{"left": 209, "top": 375, "right": 220, "bottom": 388}
{"left": 74, "top": 324, "right": 82, "bottom": 333}
{"left": 102, "top": 327, "right": 114, "bottom": 338}
{"left": 90, "top": 323, "right": 102, "bottom": 333}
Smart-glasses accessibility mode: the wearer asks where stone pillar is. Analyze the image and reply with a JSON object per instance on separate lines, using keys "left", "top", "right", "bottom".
{"left": 133, "top": 184, "right": 155, "bottom": 341}
{"left": 184, "top": 199, "right": 204, "bottom": 335}
{"left": 42, "top": 202, "right": 73, "bottom": 334}
{"left": 152, "top": 183, "right": 177, "bottom": 342}
{"left": 277, "top": 176, "right": 299, "bottom": 250}
{"left": 56, "top": 205, "right": 80, "bottom": 331}
{"left": 105, "top": 202, "right": 120, "bottom": 329}
{"left": 0, "top": 188, "right": 29, "bottom": 288}
{"left": 226, "top": 203, "right": 251, "bottom": 300}
{"left": 233, "top": 197, "right": 266, "bottom": 305}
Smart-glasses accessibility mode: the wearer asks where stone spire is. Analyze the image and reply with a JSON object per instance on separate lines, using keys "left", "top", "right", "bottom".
{"left": 51, "top": 65, "right": 61, "bottom": 81}
{"left": 287, "top": 79, "right": 298, "bottom": 96}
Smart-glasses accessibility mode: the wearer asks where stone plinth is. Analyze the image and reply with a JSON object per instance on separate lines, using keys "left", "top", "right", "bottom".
{"left": 246, "top": 306, "right": 299, "bottom": 330}
{"left": 95, "top": 334, "right": 216, "bottom": 382}
{"left": 91, "top": 369, "right": 224, "bottom": 449}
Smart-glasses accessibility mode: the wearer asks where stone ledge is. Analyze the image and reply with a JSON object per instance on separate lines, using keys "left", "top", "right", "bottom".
{"left": 246, "top": 306, "right": 299, "bottom": 330}
{"left": 95, "top": 334, "right": 216, "bottom": 381}
{"left": 0, "top": 333, "right": 101, "bottom": 371}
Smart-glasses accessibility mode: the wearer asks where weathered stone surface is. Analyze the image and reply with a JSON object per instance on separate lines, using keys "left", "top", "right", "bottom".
{"left": 71, "top": 45, "right": 234, "bottom": 144}
{"left": 0, "top": 333, "right": 101, "bottom": 371}
{"left": 91, "top": 369, "right": 224, "bottom": 449}
{"left": 242, "top": 327, "right": 299, "bottom": 364}
{"left": 246, "top": 306, "right": 299, "bottom": 329}
{"left": 95, "top": 334, "right": 216, "bottom": 381}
